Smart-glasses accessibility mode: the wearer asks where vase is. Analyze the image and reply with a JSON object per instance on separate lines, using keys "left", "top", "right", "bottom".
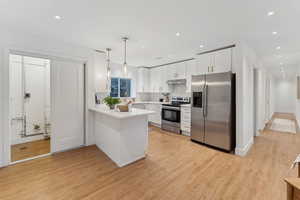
{"left": 109, "top": 104, "right": 115, "bottom": 110}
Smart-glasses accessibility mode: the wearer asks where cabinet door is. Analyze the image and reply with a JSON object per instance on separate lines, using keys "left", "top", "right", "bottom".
{"left": 150, "top": 68, "right": 157, "bottom": 92}
{"left": 175, "top": 62, "right": 186, "bottom": 79}
{"left": 143, "top": 69, "right": 150, "bottom": 92}
{"left": 195, "top": 53, "right": 213, "bottom": 75}
{"left": 137, "top": 68, "right": 150, "bottom": 93}
{"left": 136, "top": 68, "right": 143, "bottom": 93}
{"left": 160, "top": 67, "right": 169, "bottom": 93}
{"left": 166, "top": 64, "right": 177, "bottom": 79}
{"left": 185, "top": 60, "right": 196, "bottom": 93}
{"left": 213, "top": 48, "right": 232, "bottom": 73}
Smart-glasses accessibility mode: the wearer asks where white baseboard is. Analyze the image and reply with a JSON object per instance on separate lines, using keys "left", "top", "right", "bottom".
{"left": 235, "top": 138, "right": 254, "bottom": 156}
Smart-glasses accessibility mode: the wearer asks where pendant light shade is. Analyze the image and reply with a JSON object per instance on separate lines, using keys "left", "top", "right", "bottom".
{"left": 106, "top": 48, "right": 111, "bottom": 90}
{"left": 122, "top": 37, "right": 129, "bottom": 77}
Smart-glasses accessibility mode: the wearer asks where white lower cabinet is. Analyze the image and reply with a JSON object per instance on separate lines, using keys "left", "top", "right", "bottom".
{"left": 180, "top": 106, "right": 191, "bottom": 136}
{"left": 133, "top": 103, "right": 161, "bottom": 126}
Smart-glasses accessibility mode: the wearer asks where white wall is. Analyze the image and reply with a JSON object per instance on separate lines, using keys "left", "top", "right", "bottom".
{"left": 296, "top": 68, "right": 300, "bottom": 124}
{"left": 273, "top": 77, "right": 297, "bottom": 114}
{"left": 0, "top": 30, "right": 97, "bottom": 167}
{"left": 254, "top": 68, "right": 267, "bottom": 135}
{"left": 233, "top": 42, "right": 261, "bottom": 156}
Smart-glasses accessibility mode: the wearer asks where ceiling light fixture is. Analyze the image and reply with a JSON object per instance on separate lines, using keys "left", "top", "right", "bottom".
{"left": 272, "top": 31, "right": 278, "bottom": 35}
{"left": 199, "top": 45, "right": 204, "bottom": 48}
{"left": 176, "top": 32, "right": 180, "bottom": 37}
{"left": 54, "top": 15, "right": 62, "bottom": 20}
{"left": 106, "top": 48, "right": 111, "bottom": 90}
{"left": 122, "top": 37, "right": 129, "bottom": 77}
{"left": 276, "top": 46, "right": 281, "bottom": 50}
{"left": 268, "top": 11, "right": 275, "bottom": 16}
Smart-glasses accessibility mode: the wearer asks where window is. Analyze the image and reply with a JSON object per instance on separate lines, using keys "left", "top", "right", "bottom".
{"left": 110, "top": 77, "right": 131, "bottom": 98}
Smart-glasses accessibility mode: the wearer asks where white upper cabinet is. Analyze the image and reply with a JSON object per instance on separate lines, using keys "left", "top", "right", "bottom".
{"left": 175, "top": 62, "right": 186, "bottom": 79}
{"left": 165, "top": 62, "right": 186, "bottom": 80}
{"left": 194, "top": 48, "right": 232, "bottom": 75}
{"left": 137, "top": 67, "right": 150, "bottom": 93}
{"left": 150, "top": 67, "right": 162, "bottom": 93}
{"left": 160, "top": 67, "right": 169, "bottom": 93}
{"left": 185, "top": 60, "right": 197, "bottom": 93}
{"left": 213, "top": 48, "right": 232, "bottom": 73}
{"left": 195, "top": 53, "right": 214, "bottom": 75}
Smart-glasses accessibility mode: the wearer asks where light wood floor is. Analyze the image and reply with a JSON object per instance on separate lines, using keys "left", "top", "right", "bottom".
{"left": 265, "top": 112, "right": 299, "bottom": 133}
{"left": 1, "top": 127, "right": 300, "bottom": 200}
{"left": 11, "top": 139, "right": 50, "bottom": 162}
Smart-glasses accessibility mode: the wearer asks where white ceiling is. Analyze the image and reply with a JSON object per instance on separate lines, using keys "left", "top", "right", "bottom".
{"left": 0, "top": 0, "right": 300, "bottom": 68}
{"left": 267, "top": 65, "right": 299, "bottom": 80}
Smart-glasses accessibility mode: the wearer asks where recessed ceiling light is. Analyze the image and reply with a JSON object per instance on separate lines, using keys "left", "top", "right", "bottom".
{"left": 176, "top": 32, "right": 180, "bottom": 37}
{"left": 54, "top": 15, "right": 62, "bottom": 20}
{"left": 199, "top": 45, "right": 204, "bottom": 48}
{"left": 141, "top": 46, "right": 145, "bottom": 49}
{"left": 268, "top": 11, "right": 275, "bottom": 16}
{"left": 276, "top": 46, "right": 281, "bottom": 50}
{"left": 272, "top": 31, "right": 278, "bottom": 35}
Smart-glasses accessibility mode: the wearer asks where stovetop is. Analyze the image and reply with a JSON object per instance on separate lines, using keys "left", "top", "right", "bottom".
{"left": 162, "top": 96, "right": 190, "bottom": 107}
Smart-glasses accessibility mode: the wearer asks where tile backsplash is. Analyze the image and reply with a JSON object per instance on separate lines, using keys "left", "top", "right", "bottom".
{"left": 95, "top": 84, "right": 191, "bottom": 104}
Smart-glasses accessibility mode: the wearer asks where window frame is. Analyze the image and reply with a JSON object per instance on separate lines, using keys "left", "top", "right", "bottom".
{"left": 110, "top": 77, "right": 132, "bottom": 98}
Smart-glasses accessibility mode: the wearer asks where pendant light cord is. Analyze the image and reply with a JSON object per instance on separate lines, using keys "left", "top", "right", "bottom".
{"left": 123, "top": 37, "right": 127, "bottom": 65}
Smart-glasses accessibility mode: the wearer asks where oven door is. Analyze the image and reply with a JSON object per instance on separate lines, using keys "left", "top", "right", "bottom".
{"left": 162, "top": 107, "right": 180, "bottom": 123}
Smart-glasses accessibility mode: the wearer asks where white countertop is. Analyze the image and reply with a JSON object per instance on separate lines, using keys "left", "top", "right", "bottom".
{"left": 89, "top": 104, "right": 155, "bottom": 119}
{"left": 132, "top": 101, "right": 170, "bottom": 105}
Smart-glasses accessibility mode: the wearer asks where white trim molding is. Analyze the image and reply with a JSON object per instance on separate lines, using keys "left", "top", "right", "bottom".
{"left": 235, "top": 138, "right": 254, "bottom": 156}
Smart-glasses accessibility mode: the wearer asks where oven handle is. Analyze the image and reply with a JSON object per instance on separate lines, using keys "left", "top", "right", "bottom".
{"left": 162, "top": 107, "right": 180, "bottom": 111}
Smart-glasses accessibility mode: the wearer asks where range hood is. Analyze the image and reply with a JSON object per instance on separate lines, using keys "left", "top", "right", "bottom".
{"left": 167, "top": 79, "right": 186, "bottom": 85}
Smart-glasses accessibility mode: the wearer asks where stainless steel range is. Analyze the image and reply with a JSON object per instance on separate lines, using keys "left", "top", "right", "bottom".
{"left": 161, "top": 97, "right": 190, "bottom": 134}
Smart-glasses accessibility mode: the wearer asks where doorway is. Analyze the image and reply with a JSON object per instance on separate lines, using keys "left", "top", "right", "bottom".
{"left": 9, "top": 54, "right": 51, "bottom": 162}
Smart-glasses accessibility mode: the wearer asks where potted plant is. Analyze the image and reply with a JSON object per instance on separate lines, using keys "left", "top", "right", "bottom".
{"left": 103, "top": 96, "right": 121, "bottom": 110}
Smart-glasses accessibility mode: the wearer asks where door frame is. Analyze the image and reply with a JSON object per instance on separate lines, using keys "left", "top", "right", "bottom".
{"left": 2, "top": 48, "right": 87, "bottom": 166}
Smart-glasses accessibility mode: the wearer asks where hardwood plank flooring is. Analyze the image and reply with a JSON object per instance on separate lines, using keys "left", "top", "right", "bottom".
{"left": 265, "top": 112, "right": 299, "bottom": 133}
{"left": 1, "top": 127, "right": 300, "bottom": 200}
{"left": 11, "top": 139, "right": 50, "bottom": 162}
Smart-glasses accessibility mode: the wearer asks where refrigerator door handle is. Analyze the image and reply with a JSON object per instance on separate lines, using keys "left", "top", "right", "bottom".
{"left": 205, "top": 84, "right": 208, "bottom": 117}
{"left": 203, "top": 83, "right": 207, "bottom": 117}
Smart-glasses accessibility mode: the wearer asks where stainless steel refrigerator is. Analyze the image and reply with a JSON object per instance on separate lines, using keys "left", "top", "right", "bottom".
{"left": 191, "top": 72, "right": 235, "bottom": 152}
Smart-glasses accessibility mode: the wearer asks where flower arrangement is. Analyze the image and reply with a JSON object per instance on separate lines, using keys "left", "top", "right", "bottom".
{"left": 103, "top": 96, "right": 121, "bottom": 110}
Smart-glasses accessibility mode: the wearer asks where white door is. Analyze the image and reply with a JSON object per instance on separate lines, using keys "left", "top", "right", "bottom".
{"left": 51, "top": 59, "right": 84, "bottom": 152}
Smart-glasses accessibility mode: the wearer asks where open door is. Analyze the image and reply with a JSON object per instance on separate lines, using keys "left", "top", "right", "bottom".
{"left": 51, "top": 59, "right": 84, "bottom": 152}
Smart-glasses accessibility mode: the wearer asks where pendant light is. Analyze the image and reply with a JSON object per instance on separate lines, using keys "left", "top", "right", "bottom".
{"left": 122, "top": 37, "right": 129, "bottom": 77}
{"left": 106, "top": 48, "right": 111, "bottom": 90}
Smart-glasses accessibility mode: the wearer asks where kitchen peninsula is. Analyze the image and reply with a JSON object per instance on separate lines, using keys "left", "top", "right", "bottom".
{"left": 89, "top": 105, "right": 155, "bottom": 167}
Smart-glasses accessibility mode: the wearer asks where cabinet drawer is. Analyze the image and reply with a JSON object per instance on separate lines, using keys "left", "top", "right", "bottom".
{"left": 181, "top": 120, "right": 191, "bottom": 126}
{"left": 181, "top": 126, "right": 191, "bottom": 132}
{"left": 181, "top": 107, "right": 191, "bottom": 112}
